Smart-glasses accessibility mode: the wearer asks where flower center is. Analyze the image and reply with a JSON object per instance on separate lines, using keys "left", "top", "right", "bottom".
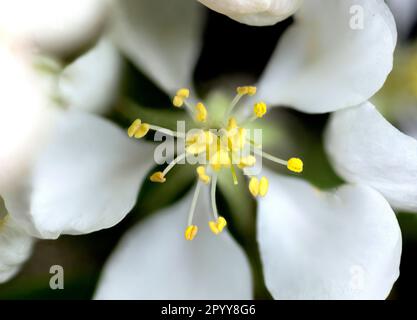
{"left": 127, "top": 86, "right": 303, "bottom": 241}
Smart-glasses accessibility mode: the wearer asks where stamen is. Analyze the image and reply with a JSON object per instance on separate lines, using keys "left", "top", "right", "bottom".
{"left": 148, "top": 124, "right": 185, "bottom": 138}
{"left": 287, "top": 157, "right": 304, "bottom": 173}
{"left": 253, "top": 148, "right": 303, "bottom": 173}
{"left": 185, "top": 225, "right": 198, "bottom": 241}
{"left": 172, "top": 88, "right": 196, "bottom": 118}
{"left": 195, "top": 102, "right": 208, "bottom": 123}
{"left": 197, "top": 166, "right": 211, "bottom": 184}
{"left": 127, "top": 119, "right": 150, "bottom": 139}
{"left": 209, "top": 217, "right": 227, "bottom": 235}
{"left": 150, "top": 172, "right": 166, "bottom": 183}
{"left": 230, "top": 161, "right": 239, "bottom": 185}
{"left": 187, "top": 180, "right": 203, "bottom": 227}
{"left": 253, "top": 101, "right": 267, "bottom": 118}
{"left": 248, "top": 176, "right": 269, "bottom": 197}
{"left": 162, "top": 153, "right": 187, "bottom": 177}
{"left": 253, "top": 148, "right": 287, "bottom": 166}
{"left": 225, "top": 86, "right": 257, "bottom": 118}
{"left": 209, "top": 176, "right": 227, "bottom": 235}
{"left": 210, "top": 173, "right": 219, "bottom": 220}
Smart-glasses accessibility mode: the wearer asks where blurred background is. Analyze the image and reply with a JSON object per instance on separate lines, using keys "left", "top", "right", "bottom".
{"left": 0, "top": 1, "right": 416, "bottom": 299}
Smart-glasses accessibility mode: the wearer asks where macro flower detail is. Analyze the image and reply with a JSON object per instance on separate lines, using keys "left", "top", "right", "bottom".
{"left": 127, "top": 86, "right": 303, "bottom": 240}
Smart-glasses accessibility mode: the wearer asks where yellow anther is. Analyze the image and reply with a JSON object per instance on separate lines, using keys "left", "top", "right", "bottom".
{"left": 210, "top": 149, "right": 231, "bottom": 171}
{"left": 254, "top": 102, "right": 267, "bottom": 118}
{"left": 259, "top": 176, "right": 269, "bottom": 197}
{"left": 287, "top": 157, "right": 303, "bottom": 173}
{"left": 208, "top": 217, "right": 227, "bottom": 235}
{"left": 237, "top": 86, "right": 257, "bottom": 96}
{"left": 185, "top": 225, "right": 198, "bottom": 241}
{"left": 247, "top": 86, "right": 257, "bottom": 96}
{"left": 249, "top": 177, "right": 259, "bottom": 197}
{"left": 237, "top": 86, "right": 249, "bottom": 95}
{"left": 186, "top": 130, "right": 216, "bottom": 154}
{"left": 195, "top": 102, "right": 207, "bottom": 123}
{"left": 248, "top": 176, "right": 268, "bottom": 197}
{"left": 127, "top": 119, "right": 150, "bottom": 139}
{"left": 227, "top": 117, "right": 238, "bottom": 130}
{"left": 176, "top": 88, "right": 190, "bottom": 99}
{"left": 196, "top": 166, "right": 211, "bottom": 184}
{"left": 238, "top": 155, "right": 256, "bottom": 169}
{"left": 217, "top": 216, "right": 227, "bottom": 231}
{"left": 150, "top": 171, "right": 166, "bottom": 183}
{"left": 173, "top": 95, "right": 184, "bottom": 108}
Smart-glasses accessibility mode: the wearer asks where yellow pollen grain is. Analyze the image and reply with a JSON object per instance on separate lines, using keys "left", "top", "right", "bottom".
{"left": 128, "top": 119, "right": 150, "bottom": 139}
{"left": 249, "top": 177, "right": 259, "bottom": 197}
{"left": 254, "top": 102, "right": 267, "bottom": 118}
{"left": 196, "top": 166, "right": 211, "bottom": 184}
{"left": 208, "top": 217, "right": 227, "bottom": 235}
{"left": 259, "top": 176, "right": 269, "bottom": 197}
{"left": 287, "top": 158, "right": 303, "bottom": 173}
{"left": 195, "top": 102, "right": 207, "bottom": 123}
{"left": 185, "top": 225, "right": 198, "bottom": 240}
{"left": 173, "top": 95, "right": 184, "bottom": 107}
{"left": 150, "top": 171, "right": 166, "bottom": 183}
{"left": 176, "top": 88, "right": 190, "bottom": 99}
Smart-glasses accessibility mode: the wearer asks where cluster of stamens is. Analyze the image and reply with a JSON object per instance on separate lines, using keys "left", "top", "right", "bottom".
{"left": 128, "top": 86, "right": 303, "bottom": 241}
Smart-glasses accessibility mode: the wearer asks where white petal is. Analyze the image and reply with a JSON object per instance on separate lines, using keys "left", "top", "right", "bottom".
{"left": 198, "top": 0, "right": 302, "bottom": 26}
{"left": 2, "top": 111, "right": 156, "bottom": 239}
{"left": 59, "top": 38, "right": 122, "bottom": 114}
{"left": 0, "top": 198, "right": 34, "bottom": 283}
{"left": 325, "top": 102, "right": 417, "bottom": 212}
{"left": 0, "top": 0, "right": 109, "bottom": 58}
{"left": 110, "top": 0, "right": 204, "bottom": 94}
{"left": 0, "top": 46, "right": 55, "bottom": 193}
{"left": 95, "top": 188, "right": 253, "bottom": 299}
{"left": 258, "top": 172, "right": 401, "bottom": 300}
{"left": 386, "top": 0, "right": 417, "bottom": 39}
{"left": 258, "top": 0, "right": 397, "bottom": 113}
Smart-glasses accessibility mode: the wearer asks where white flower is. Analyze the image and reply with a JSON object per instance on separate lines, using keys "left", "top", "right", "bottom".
{"left": 197, "top": 0, "right": 303, "bottom": 26}
{"left": 0, "top": 6, "right": 150, "bottom": 281}
{"left": 93, "top": 0, "right": 402, "bottom": 299}
{"left": 0, "top": 0, "right": 110, "bottom": 58}
{"left": 324, "top": 1, "right": 417, "bottom": 214}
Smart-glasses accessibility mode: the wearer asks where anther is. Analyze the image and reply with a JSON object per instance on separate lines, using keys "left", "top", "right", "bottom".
{"left": 185, "top": 225, "right": 198, "bottom": 241}
{"left": 128, "top": 119, "right": 150, "bottom": 139}
{"left": 197, "top": 166, "right": 211, "bottom": 184}
{"left": 254, "top": 102, "right": 267, "bottom": 118}
{"left": 287, "top": 158, "right": 303, "bottom": 173}
{"left": 208, "top": 217, "right": 227, "bottom": 235}
{"left": 195, "top": 102, "right": 207, "bottom": 123}
{"left": 150, "top": 171, "right": 166, "bottom": 183}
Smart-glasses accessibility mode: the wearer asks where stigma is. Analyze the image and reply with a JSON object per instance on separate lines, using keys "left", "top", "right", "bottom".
{"left": 127, "top": 86, "right": 304, "bottom": 241}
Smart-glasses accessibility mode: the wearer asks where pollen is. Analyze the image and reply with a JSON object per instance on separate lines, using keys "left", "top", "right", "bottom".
{"left": 196, "top": 166, "right": 210, "bottom": 184}
{"left": 249, "top": 176, "right": 269, "bottom": 197}
{"left": 173, "top": 95, "right": 184, "bottom": 107}
{"left": 128, "top": 119, "right": 150, "bottom": 139}
{"left": 237, "top": 86, "right": 257, "bottom": 96}
{"left": 195, "top": 102, "right": 207, "bottom": 123}
{"left": 150, "top": 171, "right": 166, "bottom": 183}
{"left": 185, "top": 225, "right": 198, "bottom": 241}
{"left": 209, "top": 216, "right": 227, "bottom": 235}
{"left": 176, "top": 88, "right": 190, "bottom": 99}
{"left": 254, "top": 102, "right": 267, "bottom": 118}
{"left": 287, "top": 158, "right": 303, "bottom": 173}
